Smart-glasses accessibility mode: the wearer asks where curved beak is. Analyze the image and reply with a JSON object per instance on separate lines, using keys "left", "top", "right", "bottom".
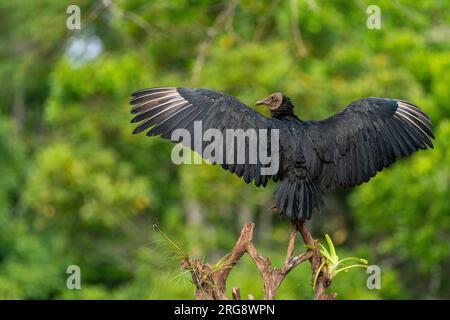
{"left": 255, "top": 99, "right": 269, "bottom": 106}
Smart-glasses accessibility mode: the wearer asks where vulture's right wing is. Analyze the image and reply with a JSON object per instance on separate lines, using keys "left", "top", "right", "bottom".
{"left": 130, "top": 87, "right": 279, "bottom": 186}
{"left": 302, "top": 98, "right": 434, "bottom": 191}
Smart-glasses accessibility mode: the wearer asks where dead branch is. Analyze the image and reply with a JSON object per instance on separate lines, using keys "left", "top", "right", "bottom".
{"left": 290, "top": 0, "right": 308, "bottom": 57}
{"left": 106, "top": 0, "right": 157, "bottom": 37}
{"left": 181, "top": 220, "right": 335, "bottom": 300}
{"left": 253, "top": 0, "right": 282, "bottom": 40}
{"left": 191, "top": 0, "right": 239, "bottom": 84}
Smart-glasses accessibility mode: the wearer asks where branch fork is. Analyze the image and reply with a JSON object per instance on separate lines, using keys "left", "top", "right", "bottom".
{"left": 181, "top": 221, "right": 336, "bottom": 300}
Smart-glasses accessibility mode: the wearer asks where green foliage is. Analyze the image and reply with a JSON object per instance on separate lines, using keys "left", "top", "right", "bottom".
{"left": 25, "top": 142, "right": 151, "bottom": 227}
{"left": 350, "top": 120, "right": 450, "bottom": 298}
{"left": 0, "top": 0, "right": 449, "bottom": 299}
{"left": 312, "top": 234, "right": 368, "bottom": 291}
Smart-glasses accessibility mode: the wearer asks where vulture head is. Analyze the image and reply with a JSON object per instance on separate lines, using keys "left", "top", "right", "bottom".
{"left": 255, "top": 92, "right": 284, "bottom": 110}
{"left": 255, "top": 92, "right": 297, "bottom": 119}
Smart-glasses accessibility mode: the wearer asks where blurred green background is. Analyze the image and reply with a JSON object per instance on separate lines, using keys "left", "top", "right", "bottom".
{"left": 0, "top": 0, "right": 449, "bottom": 300}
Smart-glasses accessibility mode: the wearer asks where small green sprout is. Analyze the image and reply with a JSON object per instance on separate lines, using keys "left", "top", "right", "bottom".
{"left": 312, "top": 234, "right": 369, "bottom": 290}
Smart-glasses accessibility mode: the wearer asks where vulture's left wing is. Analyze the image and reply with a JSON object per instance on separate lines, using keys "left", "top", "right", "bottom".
{"left": 130, "top": 87, "right": 278, "bottom": 186}
{"left": 302, "top": 98, "right": 434, "bottom": 191}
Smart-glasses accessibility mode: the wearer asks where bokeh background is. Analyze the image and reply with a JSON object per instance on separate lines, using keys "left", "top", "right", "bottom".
{"left": 0, "top": 0, "right": 449, "bottom": 299}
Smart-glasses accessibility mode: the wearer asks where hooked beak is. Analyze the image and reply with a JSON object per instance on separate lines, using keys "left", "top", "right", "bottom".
{"left": 255, "top": 99, "right": 269, "bottom": 106}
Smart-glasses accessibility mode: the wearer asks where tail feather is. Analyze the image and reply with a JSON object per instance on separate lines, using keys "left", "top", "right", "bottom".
{"left": 274, "top": 177, "right": 323, "bottom": 221}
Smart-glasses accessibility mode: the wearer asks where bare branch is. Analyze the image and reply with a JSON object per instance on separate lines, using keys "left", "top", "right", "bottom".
{"left": 285, "top": 223, "right": 298, "bottom": 264}
{"left": 254, "top": 0, "right": 281, "bottom": 40}
{"left": 290, "top": 0, "right": 308, "bottom": 57}
{"left": 191, "top": 0, "right": 239, "bottom": 84}
{"left": 180, "top": 220, "right": 335, "bottom": 300}
{"left": 107, "top": 1, "right": 156, "bottom": 37}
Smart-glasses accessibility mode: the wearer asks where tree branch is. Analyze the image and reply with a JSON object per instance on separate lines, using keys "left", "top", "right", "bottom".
{"left": 191, "top": 0, "right": 239, "bottom": 84}
{"left": 181, "top": 220, "right": 336, "bottom": 300}
{"left": 290, "top": 0, "right": 308, "bottom": 57}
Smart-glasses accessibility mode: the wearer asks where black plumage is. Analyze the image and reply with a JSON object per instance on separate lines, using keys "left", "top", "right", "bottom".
{"left": 130, "top": 87, "right": 434, "bottom": 221}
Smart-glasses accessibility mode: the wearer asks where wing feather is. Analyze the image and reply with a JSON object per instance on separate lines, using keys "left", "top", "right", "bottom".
{"left": 131, "top": 87, "right": 278, "bottom": 186}
{"left": 302, "top": 97, "right": 434, "bottom": 191}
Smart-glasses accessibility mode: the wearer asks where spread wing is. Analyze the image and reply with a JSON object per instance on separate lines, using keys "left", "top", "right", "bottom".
{"left": 302, "top": 98, "right": 434, "bottom": 191}
{"left": 130, "top": 87, "right": 278, "bottom": 186}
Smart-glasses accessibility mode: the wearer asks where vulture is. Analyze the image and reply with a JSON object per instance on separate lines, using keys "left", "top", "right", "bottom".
{"left": 130, "top": 87, "right": 434, "bottom": 221}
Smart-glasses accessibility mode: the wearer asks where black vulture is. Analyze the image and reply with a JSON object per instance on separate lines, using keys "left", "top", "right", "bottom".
{"left": 130, "top": 87, "right": 434, "bottom": 221}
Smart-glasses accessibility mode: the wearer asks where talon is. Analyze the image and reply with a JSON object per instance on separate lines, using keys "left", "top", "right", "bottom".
{"left": 271, "top": 204, "right": 280, "bottom": 212}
